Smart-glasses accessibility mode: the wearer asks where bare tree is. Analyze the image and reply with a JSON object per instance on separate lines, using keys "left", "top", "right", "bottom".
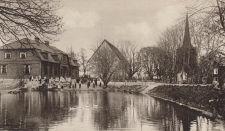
{"left": 77, "top": 48, "right": 88, "bottom": 77}
{"left": 139, "top": 47, "right": 156, "bottom": 80}
{"left": 88, "top": 42, "right": 123, "bottom": 87}
{"left": 117, "top": 40, "right": 141, "bottom": 80}
{"left": 0, "top": 0, "right": 63, "bottom": 47}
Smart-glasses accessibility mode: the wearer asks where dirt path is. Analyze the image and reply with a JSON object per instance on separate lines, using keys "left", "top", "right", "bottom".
{"left": 139, "top": 82, "right": 163, "bottom": 94}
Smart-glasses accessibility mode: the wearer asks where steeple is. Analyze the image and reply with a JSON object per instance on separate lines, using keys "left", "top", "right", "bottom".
{"left": 182, "top": 13, "right": 192, "bottom": 48}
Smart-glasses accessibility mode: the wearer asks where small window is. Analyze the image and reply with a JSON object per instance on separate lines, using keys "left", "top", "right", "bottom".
{"left": 52, "top": 55, "right": 59, "bottom": 61}
{"left": 214, "top": 68, "right": 218, "bottom": 74}
{"left": 20, "top": 52, "right": 26, "bottom": 59}
{"left": 41, "top": 52, "right": 48, "bottom": 59}
{"left": 214, "top": 77, "right": 218, "bottom": 81}
{"left": 0, "top": 65, "right": 7, "bottom": 74}
{"left": 4, "top": 52, "right": 11, "bottom": 59}
{"left": 63, "top": 55, "right": 67, "bottom": 62}
{"left": 24, "top": 65, "right": 30, "bottom": 75}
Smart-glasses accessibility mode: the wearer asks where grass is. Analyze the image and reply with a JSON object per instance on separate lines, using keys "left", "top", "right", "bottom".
{"left": 149, "top": 85, "right": 225, "bottom": 117}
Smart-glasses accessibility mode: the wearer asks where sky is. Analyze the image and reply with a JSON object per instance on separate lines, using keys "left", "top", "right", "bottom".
{"left": 54, "top": 0, "right": 196, "bottom": 59}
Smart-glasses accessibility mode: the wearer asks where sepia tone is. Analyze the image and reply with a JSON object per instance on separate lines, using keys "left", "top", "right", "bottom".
{"left": 1, "top": 0, "right": 225, "bottom": 131}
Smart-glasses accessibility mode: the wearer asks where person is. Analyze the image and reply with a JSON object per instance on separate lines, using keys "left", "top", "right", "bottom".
{"left": 71, "top": 79, "right": 75, "bottom": 88}
{"left": 93, "top": 82, "right": 95, "bottom": 88}
{"left": 99, "top": 82, "right": 102, "bottom": 87}
{"left": 77, "top": 78, "right": 80, "bottom": 83}
{"left": 29, "top": 75, "right": 32, "bottom": 81}
{"left": 87, "top": 81, "right": 90, "bottom": 88}
{"left": 39, "top": 77, "right": 42, "bottom": 84}
{"left": 69, "top": 79, "right": 72, "bottom": 88}
{"left": 79, "top": 80, "right": 81, "bottom": 88}
{"left": 94, "top": 79, "right": 97, "bottom": 86}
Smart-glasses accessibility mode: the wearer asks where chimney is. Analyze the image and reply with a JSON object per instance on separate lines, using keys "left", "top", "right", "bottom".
{"left": 35, "top": 37, "right": 40, "bottom": 43}
{"left": 44, "top": 41, "right": 49, "bottom": 46}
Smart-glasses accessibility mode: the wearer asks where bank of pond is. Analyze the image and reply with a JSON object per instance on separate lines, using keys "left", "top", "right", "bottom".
{"left": 6, "top": 80, "right": 147, "bottom": 94}
{"left": 149, "top": 84, "right": 225, "bottom": 119}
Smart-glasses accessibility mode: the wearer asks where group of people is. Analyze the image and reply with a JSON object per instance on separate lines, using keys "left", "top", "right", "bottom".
{"left": 86, "top": 79, "right": 101, "bottom": 88}
{"left": 28, "top": 75, "right": 103, "bottom": 90}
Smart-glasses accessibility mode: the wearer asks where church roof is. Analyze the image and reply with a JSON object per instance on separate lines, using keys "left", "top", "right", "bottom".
{"left": 182, "top": 14, "right": 193, "bottom": 49}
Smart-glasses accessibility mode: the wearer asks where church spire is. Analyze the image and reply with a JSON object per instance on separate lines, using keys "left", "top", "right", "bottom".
{"left": 182, "top": 13, "right": 192, "bottom": 48}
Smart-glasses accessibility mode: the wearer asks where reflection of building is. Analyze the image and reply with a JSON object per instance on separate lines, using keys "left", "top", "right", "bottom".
{"left": 0, "top": 37, "right": 79, "bottom": 79}
{"left": 176, "top": 14, "right": 197, "bottom": 83}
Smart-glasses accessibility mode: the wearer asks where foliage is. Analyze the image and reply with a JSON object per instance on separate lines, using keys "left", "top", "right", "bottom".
{"left": 0, "top": 0, "right": 63, "bottom": 46}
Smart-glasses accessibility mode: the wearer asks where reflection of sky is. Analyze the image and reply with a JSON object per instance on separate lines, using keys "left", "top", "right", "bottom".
{"left": 0, "top": 91, "right": 225, "bottom": 131}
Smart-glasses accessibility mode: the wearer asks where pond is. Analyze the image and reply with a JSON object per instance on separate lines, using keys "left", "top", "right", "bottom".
{"left": 0, "top": 91, "right": 224, "bottom": 131}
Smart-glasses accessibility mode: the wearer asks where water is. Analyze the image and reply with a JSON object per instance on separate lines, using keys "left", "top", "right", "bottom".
{"left": 0, "top": 91, "right": 224, "bottom": 131}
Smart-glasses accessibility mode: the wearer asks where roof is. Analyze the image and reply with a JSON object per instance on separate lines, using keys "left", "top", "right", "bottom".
{"left": 0, "top": 38, "right": 55, "bottom": 53}
{"left": 69, "top": 57, "right": 80, "bottom": 67}
{"left": 182, "top": 13, "right": 193, "bottom": 49}
{"left": 88, "top": 39, "right": 130, "bottom": 66}
{"left": 0, "top": 38, "right": 71, "bottom": 64}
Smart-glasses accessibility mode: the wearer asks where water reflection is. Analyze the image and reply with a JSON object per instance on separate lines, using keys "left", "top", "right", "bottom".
{"left": 0, "top": 91, "right": 224, "bottom": 131}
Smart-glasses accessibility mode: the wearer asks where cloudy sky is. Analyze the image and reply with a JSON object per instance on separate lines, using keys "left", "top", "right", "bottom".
{"left": 55, "top": 0, "right": 195, "bottom": 58}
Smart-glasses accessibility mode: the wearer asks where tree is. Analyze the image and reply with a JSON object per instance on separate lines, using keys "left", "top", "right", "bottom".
{"left": 89, "top": 41, "right": 125, "bottom": 87}
{"left": 117, "top": 40, "right": 141, "bottom": 80}
{"left": 78, "top": 48, "right": 88, "bottom": 77}
{"left": 0, "top": 0, "right": 62, "bottom": 47}
{"left": 139, "top": 47, "right": 157, "bottom": 80}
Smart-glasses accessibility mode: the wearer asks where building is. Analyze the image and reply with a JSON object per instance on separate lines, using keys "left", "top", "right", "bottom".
{"left": 88, "top": 40, "right": 129, "bottom": 81}
{"left": 212, "top": 52, "right": 225, "bottom": 87}
{"left": 0, "top": 37, "right": 79, "bottom": 79}
{"left": 176, "top": 14, "right": 197, "bottom": 83}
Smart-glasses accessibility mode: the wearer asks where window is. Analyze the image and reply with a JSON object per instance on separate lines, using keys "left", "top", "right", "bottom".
{"left": 63, "top": 55, "right": 67, "bottom": 62}
{"left": 0, "top": 65, "right": 7, "bottom": 74}
{"left": 24, "top": 65, "right": 30, "bottom": 75}
{"left": 214, "top": 77, "right": 218, "bottom": 81}
{"left": 20, "top": 52, "right": 26, "bottom": 59}
{"left": 214, "top": 68, "right": 218, "bottom": 74}
{"left": 4, "top": 52, "right": 11, "bottom": 59}
{"left": 44, "top": 65, "right": 48, "bottom": 75}
{"left": 52, "top": 55, "right": 59, "bottom": 61}
{"left": 41, "top": 52, "right": 48, "bottom": 59}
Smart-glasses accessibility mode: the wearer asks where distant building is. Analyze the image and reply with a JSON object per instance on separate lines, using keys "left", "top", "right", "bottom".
{"left": 213, "top": 52, "right": 225, "bottom": 87}
{"left": 0, "top": 37, "right": 79, "bottom": 79}
{"left": 176, "top": 14, "right": 197, "bottom": 84}
{"left": 88, "top": 40, "right": 129, "bottom": 81}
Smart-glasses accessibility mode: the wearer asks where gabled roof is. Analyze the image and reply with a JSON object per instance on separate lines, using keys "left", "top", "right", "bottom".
{"left": 0, "top": 38, "right": 55, "bottom": 53}
{"left": 0, "top": 38, "right": 70, "bottom": 64}
{"left": 88, "top": 39, "right": 129, "bottom": 66}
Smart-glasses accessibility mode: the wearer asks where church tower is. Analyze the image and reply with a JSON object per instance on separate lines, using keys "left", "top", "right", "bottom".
{"left": 176, "top": 14, "right": 197, "bottom": 83}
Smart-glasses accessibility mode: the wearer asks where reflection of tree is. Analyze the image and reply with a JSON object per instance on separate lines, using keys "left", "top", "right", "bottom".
{"left": 0, "top": 92, "right": 80, "bottom": 130}
{"left": 0, "top": 91, "right": 217, "bottom": 130}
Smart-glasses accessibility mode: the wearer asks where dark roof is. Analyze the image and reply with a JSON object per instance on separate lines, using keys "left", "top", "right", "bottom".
{"left": 0, "top": 38, "right": 73, "bottom": 64}
{"left": 0, "top": 38, "right": 55, "bottom": 52}
{"left": 182, "top": 14, "right": 193, "bottom": 49}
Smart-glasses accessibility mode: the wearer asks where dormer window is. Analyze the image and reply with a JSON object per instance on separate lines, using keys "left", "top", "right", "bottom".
{"left": 52, "top": 55, "right": 59, "bottom": 61}
{"left": 20, "top": 52, "right": 26, "bottom": 59}
{"left": 4, "top": 52, "right": 11, "bottom": 59}
{"left": 41, "top": 52, "right": 48, "bottom": 59}
{"left": 214, "top": 68, "right": 218, "bottom": 74}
